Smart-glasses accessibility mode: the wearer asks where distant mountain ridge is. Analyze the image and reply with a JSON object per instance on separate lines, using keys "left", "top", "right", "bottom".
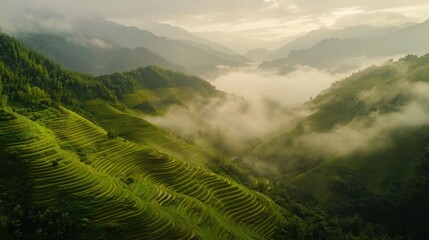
{"left": 73, "top": 18, "right": 249, "bottom": 72}
{"left": 6, "top": 17, "right": 250, "bottom": 77}
{"left": 140, "top": 21, "right": 238, "bottom": 56}
{"left": 18, "top": 33, "right": 182, "bottom": 75}
{"left": 244, "top": 48, "right": 272, "bottom": 62}
{"left": 260, "top": 19, "right": 429, "bottom": 73}
{"left": 265, "top": 24, "right": 406, "bottom": 61}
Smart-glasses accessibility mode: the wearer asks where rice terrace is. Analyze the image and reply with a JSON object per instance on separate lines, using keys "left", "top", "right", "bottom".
{"left": 1, "top": 0, "right": 429, "bottom": 239}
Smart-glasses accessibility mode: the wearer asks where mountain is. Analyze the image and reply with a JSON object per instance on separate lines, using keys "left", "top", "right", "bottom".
{"left": 17, "top": 33, "right": 182, "bottom": 75}
{"left": 0, "top": 33, "right": 286, "bottom": 239}
{"left": 265, "top": 24, "right": 404, "bottom": 61}
{"left": 140, "top": 21, "right": 238, "bottom": 56}
{"left": 249, "top": 54, "right": 429, "bottom": 238}
{"left": 244, "top": 48, "right": 272, "bottom": 62}
{"left": 72, "top": 18, "right": 249, "bottom": 76}
{"left": 97, "top": 65, "right": 220, "bottom": 115}
{"left": 194, "top": 30, "right": 284, "bottom": 55}
{"left": 0, "top": 31, "right": 418, "bottom": 240}
{"left": 260, "top": 20, "right": 429, "bottom": 73}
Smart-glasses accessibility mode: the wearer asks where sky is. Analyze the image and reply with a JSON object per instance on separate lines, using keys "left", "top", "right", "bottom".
{"left": 1, "top": 0, "right": 429, "bottom": 52}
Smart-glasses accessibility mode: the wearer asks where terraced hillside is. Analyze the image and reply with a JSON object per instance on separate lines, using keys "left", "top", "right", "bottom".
{"left": 84, "top": 99, "right": 215, "bottom": 167}
{"left": 0, "top": 32, "right": 286, "bottom": 239}
{"left": 0, "top": 106, "right": 284, "bottom": 239}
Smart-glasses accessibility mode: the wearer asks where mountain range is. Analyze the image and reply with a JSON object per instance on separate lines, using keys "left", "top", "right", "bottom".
{"left": 264, "top": 24, "right": 410, "bottom": 61}
{"left": 11, "top": 17, "right": 429, "bottom": 79}
{"left": 10, "top": 18, "right": 249, "bottom": 77}
{"left": 139, "top": 21, "right": 237, "bottom": 56}
{"left": 18, "top": 33, "right": 181, "bottom": 75}
{"left": 1, "top": 15, "right": 429, "bottom": 239}
{"left": 260, "top": 20, "right": 429, "bottom": 73}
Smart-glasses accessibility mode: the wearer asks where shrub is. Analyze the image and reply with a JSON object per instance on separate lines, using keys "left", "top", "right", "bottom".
{"left": 107, "top": 130, "right": 118, "bottom": 139}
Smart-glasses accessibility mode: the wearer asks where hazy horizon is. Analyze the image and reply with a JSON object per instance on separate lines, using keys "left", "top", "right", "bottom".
{"left": 1, "top": 0, "right": 429, "bottom": 53}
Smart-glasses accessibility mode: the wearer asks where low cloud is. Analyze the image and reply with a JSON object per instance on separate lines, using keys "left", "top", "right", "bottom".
{"left": 294, "top": 81, "right": 429, "bottom": 157}
{"left": 148, "top": 66, "right": 345, "bottom": 155}
{"left": 230, "top": 69, "right": 429, "bottom": 176}
{"left": 0, "top": 3, "right": 78, "bottom": 33}
{"left": 148, "top": 94, "right": 310, "bottom": 155}
{"left": 211, "top": 65, "right": 348, "bottom": 107}
{"left": 68, "top": 36, "right": 112, "bottom": 49}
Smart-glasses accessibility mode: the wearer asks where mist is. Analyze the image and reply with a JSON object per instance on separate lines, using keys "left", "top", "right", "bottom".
{"left": 147, "top": 66, "right": 347, "bottom": 155}
{"left": 295, "top": 81, "right": 429, "bottom": 157}
{"left": 146, "top": 59, "right": 429, "bottom": 181}
{"left": 295, "top": 101, "right": 429, "bottom": 157}
{"left": 211, "top": 65, "right": 349, "bottom": 106}
{"left": 0, "top": 3, "right": 79, "bottom": 34}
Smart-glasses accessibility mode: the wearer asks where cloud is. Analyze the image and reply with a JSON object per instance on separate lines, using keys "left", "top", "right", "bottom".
{"left": 147, "top": 66, "right": 347, "bottom": 155}
{"left": 0, "top": 1, "right": 81, "bottom": 33}
{"left": 147, "top": 94, "right": 310, "bottom": 155}
{"left": 211, "top": 65, "right": 347, "bottom": 107}
{"left": 294, "top": 82, "right": 429, "bottom": 157}
{"left": 330, "top": 10, "right": 414, "bottom": 29}
{"left": 1, "top": 0, "right": 428, "bottom": 51}
{"left": 68, "top": 36, "right": 112, "bottom": 49}
{"left": 218, "top": 60, "right": 429, "bottom": 176}
{"left": 148, "top": 56, "right": 399, "bottom": 156}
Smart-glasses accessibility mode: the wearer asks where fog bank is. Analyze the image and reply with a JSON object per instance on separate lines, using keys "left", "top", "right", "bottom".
{"left": 211, "top": 65, "right": 347, "bottom": 107}
{"left": 295, "top": 82, "right": 429, "bottom": 157}
{"left": 148, "top": 66, "right": 347, "bottom": 155}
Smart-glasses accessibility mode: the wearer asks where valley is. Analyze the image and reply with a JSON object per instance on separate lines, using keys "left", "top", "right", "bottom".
{"left": 1, "top": 2, "right": 429, "bottom": 239}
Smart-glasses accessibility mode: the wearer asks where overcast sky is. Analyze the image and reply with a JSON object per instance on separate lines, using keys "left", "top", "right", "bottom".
{"left": 1, "top": 0, "right": 429, "bottom": 52}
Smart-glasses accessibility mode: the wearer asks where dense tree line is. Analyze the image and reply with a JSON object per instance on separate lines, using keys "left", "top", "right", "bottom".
{"left": 328, "top": 152, "right": 429, "bottom": 239}
{"left": 96, "top": 65, "right": 217, "bottom": 97}
{"left": 265, "top": 148, "right": 429, "bottom": 239}
{"left": 0, "top": 33, "right": 216, "bottom": 112}
{"left": 0, "top": 33, "right": 118, "bottom": 107}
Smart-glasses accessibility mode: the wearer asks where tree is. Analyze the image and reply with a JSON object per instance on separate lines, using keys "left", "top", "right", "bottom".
{"left": 107, "top": 130, "right": 118, "bottom": 139}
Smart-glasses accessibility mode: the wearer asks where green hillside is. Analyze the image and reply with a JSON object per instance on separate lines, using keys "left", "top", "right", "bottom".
{"left": 2, "top": 31, "right": 425, "bottom": 239}
{"left": 18, "top": 33, "right": 183, "bottom": 76}
{"left": 250, "top": 54, "right": 429, "bottom": 238}
{"left": 0, "top": 33, "right": 287, "bottom": 239}
{"left": 97, "top": 65, "right": 220, "bottom": 115}
{"left": 254, "top": 54, "right": 429, "bottom": 181}
{"left": 254, "top": 54, "right": 429, "bottom": 182}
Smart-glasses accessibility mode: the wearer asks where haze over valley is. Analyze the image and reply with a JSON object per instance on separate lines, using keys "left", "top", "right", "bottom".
{"left": 1, "top": 1, "right": 429, "bottom": 239}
